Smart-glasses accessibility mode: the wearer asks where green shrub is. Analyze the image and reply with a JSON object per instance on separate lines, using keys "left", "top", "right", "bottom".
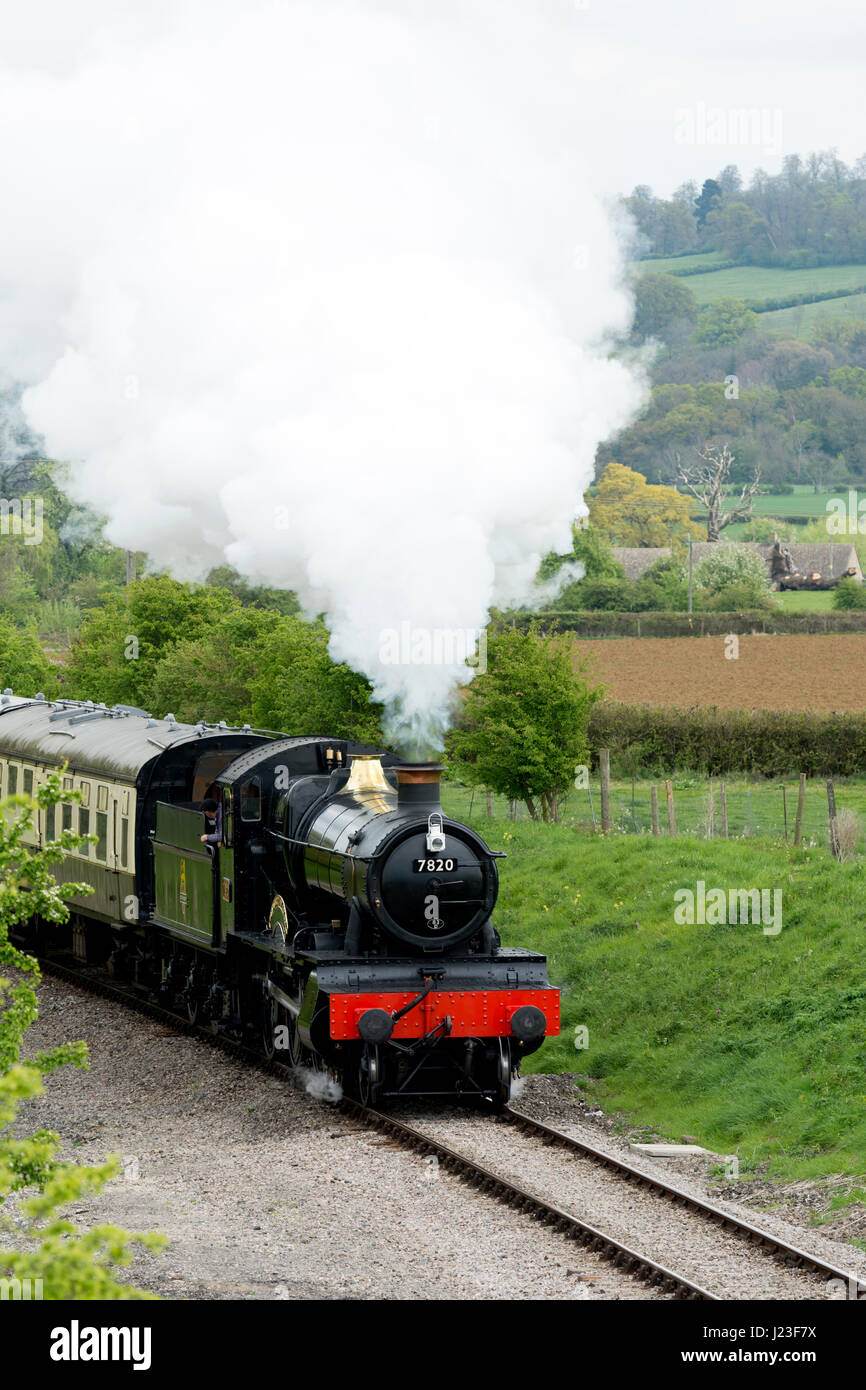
{"left": 832, "top": 577, "right": 866, "bottom": 610}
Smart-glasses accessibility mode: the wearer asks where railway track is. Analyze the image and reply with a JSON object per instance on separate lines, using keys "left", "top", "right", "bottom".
{"left": 33, "top": 954, "right": 865, "bottom": 1301}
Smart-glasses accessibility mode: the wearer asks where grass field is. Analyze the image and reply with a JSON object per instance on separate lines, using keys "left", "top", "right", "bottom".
{"left": 757, "top": 292, "right": 866, "bottom": 338}
{"left": 443, "top": 774, "right": 866, "bottom": 847}
{"left": 642, "top": 258, "right": 866, "bottom": 306}
{"left": 749, "top": 487, "right": 837, "bottom": 517}
{"left": 481, "top": 826, "right": 866, "bottom": 1184}
{"left": 773, "top": 590, "right": 835, "bottom": 611}
{"left": 636, "top": 251, "right": 729, "bottom": 275}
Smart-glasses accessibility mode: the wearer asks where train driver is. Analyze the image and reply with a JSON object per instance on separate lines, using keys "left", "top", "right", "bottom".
{"left": 200, "top": 797, "right": 222, "bottom": 845}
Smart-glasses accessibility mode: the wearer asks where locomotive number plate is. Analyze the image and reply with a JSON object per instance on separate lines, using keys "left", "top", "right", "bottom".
{"left": 413, "top": 857, "right": 457, "bottom": 873}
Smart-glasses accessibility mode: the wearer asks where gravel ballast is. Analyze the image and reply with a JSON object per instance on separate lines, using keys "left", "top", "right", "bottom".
{"left": 10, "top": 977, "right": 662, "bottom": 1301}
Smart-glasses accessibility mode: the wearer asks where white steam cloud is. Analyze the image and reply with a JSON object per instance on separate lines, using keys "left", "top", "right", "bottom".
{"left": 0, "top": 0, "right": 644, "bottom": 749}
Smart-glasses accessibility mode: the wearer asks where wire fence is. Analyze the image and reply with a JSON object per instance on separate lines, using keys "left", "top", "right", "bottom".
{"left": 442, "top": 776, "right": 856, "bottom": 850}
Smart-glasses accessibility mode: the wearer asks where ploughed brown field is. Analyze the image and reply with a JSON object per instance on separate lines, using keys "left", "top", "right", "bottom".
{"left": 574, "top": 634, "right": 866, "bottom": 713}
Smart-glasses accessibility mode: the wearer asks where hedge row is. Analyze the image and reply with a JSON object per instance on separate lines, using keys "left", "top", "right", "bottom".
{"left": 499, "top": 610, "right": 866, "bottom": 638}
{"left": 588, "top": 702, "right": 866, "bottom": 777}
{"left": 668, "top": 259, "right": 741, "bottom": 277}
{"left": 749, "top": 284, "right": 866, "bottom": 314}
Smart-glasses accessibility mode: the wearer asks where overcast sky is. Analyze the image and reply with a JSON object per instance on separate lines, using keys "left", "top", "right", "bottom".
{"left": 1, "top": 0, "right": 863, "bottom": 198}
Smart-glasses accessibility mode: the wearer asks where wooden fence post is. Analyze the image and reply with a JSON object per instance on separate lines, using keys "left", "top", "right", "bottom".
{"left": 782, "top": 785, "right": 788, "bottom": 844}
{"left": 794, "top": 773, "right": 805, "bottom": 847}
{"left": 665, "top": 779, "right": 676, "bottom": 837}
{"left": 650, "top": 785, "right": 660, "bottom": 837}
{"left": 720, "top": 781, "right": 728, "bottom": 839}
{"left": 600, "top": 749, "right": 612, "bottom": 835}
{"left": 827, "top": 780, "right": 841, "bottom": 860}
{"left": 508, "top": 799, "right": 518, "bottom": 822}
{"left": 485, "top": 791, "right": 494, "bottom": 819}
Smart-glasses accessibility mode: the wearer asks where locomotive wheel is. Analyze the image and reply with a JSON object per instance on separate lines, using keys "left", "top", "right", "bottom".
{"left": 358, "top": 1044, "right": 382, "bottom": 1107}
{"left": 262, "top": 991, "right": 278, "bottom": 1060}
{"left": 282, "top": 1009, "right": 304, "bottom": 1067}
{"left": 493, "top": 1039, "right": 512, "bottom": 1110}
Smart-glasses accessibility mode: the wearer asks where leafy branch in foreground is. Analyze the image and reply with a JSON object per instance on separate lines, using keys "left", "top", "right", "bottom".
{"left": 0, "top": 768, "right": 165, "bottom": 1298}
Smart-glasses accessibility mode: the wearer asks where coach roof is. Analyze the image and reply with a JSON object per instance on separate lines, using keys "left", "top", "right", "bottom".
{"left": 0, "top": 693, "right": 269, "bottom": 782}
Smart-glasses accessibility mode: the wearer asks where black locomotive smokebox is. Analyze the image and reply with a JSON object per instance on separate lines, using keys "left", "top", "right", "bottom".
{"left": 396, "top": 763, "right": 443, "bottom": 807}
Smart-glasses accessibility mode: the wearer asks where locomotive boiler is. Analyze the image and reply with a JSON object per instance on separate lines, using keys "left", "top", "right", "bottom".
{"left": 3, "top": 691, "right": 559, "bottom": 1105}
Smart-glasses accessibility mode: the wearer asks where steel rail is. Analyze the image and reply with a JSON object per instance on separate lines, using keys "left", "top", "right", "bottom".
{"left": 503, "top": 1107, "right": 864, "bottom": 1298}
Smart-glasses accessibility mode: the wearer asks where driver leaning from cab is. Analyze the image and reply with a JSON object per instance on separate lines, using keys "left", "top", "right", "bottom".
{"left": 200, "top": 797, "right": 222, "bottom": 845}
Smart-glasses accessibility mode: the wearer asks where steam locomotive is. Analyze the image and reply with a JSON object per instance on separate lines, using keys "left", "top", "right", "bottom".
{"left": 3, "top": 691, "right": 559, "bottom": 1105}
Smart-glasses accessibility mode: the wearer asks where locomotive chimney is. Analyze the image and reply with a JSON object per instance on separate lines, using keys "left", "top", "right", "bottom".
{"left": 396, "top": 762, "right": 443, "bottom": 807}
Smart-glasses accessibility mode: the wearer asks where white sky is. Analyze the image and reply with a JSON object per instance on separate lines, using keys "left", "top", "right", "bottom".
{"left": 0, "top": 0, "right": 863, "bottom": 198}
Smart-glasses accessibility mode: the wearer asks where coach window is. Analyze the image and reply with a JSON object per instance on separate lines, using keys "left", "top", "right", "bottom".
{"left": 23, "top": 768, "right": 33, "bottom": 796}
{"left": 79, "top": 806, "right": 90, "bottom": 853}
{"left": 79, "top": 781, "right": 91, "bottom": 808}
{"left": 8, "top": 765, "right": 17, "bottom": 795}
{"left": 62, "top": 802, "right": 73, "bottom": 832}
{"left": 46, "top": 802, "right": 56, "bottom": 840}
{"left": 95, "top": 812, "right": 108, "bottom": 861}
{"left": 97, "top": 785, "right": 109, "bottom": 812}
{"left": 120, "top": 817, "right": 129, "bottom": 869}
{"left": 240, "top": 776, "right": 261, "bottom": 821}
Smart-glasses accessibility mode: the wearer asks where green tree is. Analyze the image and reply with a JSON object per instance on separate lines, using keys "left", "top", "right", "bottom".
{"left": 704, "top": 200, "right": 772, "bottom": 260}
{"left": 694, "top": 177, "right": 723, "bottom": 230}
{"left": 538, "top": 524, "right": 624, "bottom": 587}
{"left": 1, "top": 772, "right": 164, "bottom": 1297}
{"left": 447, "top": 626, "right": 602, "bottom": 822}
{"left": 631, "top": 273, "right": 698, "bottom": 344}
{"left": 63, "top": 575, "right": 238, "bottom": 707}
{"left": 0, "top": 615, "right": 56, "bottom": 696}
{"left": 694, "top": 546, "right": 772, "bottom": 605}
{"left": 589, "top": 462, "right": 701, "bottom": 547}
{"left": 150, "top": 607, "right": 281, "bottom": 724}
{"left": 250, "top": 615, "right": 383, "bottom": 742}
{"left": 694, "top": 297, "right": 758, "bottom": 348}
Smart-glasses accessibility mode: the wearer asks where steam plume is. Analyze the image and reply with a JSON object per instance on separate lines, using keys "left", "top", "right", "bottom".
{"left": 0, "top": 0, "right": 645, "bottom": 748}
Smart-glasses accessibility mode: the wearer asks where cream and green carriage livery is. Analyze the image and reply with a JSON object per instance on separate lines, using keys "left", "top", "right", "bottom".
{"left": 0, "top": 690, "right": 267, "bottom": 959}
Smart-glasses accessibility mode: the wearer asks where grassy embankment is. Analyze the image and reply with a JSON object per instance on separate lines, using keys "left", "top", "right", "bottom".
{"left": 442, "top": 787, "right": 866, "bottom": 1190}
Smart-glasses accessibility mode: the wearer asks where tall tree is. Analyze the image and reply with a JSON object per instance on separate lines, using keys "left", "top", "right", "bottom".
{"left": 631, "top": 273, "right": 698, "bottom": 344}
{"left": 694, "top": 178, "right": 723, "bottom": 230}
{"left": 677, "top": 444, "right": 761, "bottom": 542}
{"left": 447, "top": 627, "right": 601, "bottom": 823}
{"left": 589, "top": 462, "right": 701, "bottom": 547}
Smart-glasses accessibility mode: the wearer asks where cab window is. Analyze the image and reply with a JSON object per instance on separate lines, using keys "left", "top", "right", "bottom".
{"left": 240, "top": 777, "right": 261, "bottom": 822}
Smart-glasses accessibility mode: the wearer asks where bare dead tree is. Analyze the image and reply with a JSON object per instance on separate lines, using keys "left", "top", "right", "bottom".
{"left": 677, "top": 444, "right": 761, "bottom": 542}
